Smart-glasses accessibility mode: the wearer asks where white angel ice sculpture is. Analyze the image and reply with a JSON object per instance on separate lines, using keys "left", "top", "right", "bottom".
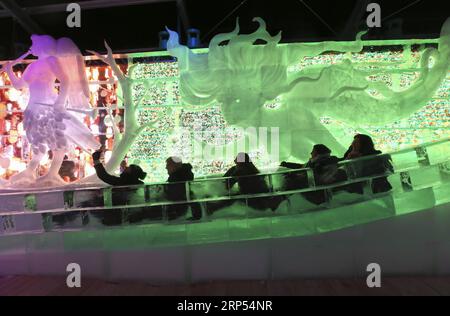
{"left": 0, "top": 155, "right": 10, "bottom": 185}
{"left": 3, "top": 34, "right": 100, "bottom": 187}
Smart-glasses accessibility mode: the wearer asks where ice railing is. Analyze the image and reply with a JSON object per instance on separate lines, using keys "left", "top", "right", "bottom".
{"left": 0, "top": 137, "right": 449, "bottom": 234}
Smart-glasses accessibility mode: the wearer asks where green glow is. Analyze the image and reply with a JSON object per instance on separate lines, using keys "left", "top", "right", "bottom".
{"left": 1, "top": 20, "right": 450, "bottom": 255}
{"left": 127, "top": 18, "right": 450, "bottom": 181}
{"left": 165, "top": 17, "right": 450, "bottom": 162}
{"left": 0, "top": 138, "right": 449, "bottom": 251}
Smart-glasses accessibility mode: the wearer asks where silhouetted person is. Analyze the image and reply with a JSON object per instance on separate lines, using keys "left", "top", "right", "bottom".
{"left": 303, "top": 144, "right": 343, "bottom": 204}
{"left": 281, "top": 144, "right": 344, "bottom": 189}
{"left": 224, "top": 153, "right": 269, "bottom": 195}
{"left": 343, "top": 134, "right": 381, "bottom": 160}
{"left": 91, "top": 150, "right": 147, "bottom": 226}
{"left": 282, "top": 144, "right": 345, "bottom": 205}
{"left": 342, "top": 134, "right": 393, "bottom": 194}
{"left": 164, "top": 157, "right": 202, "bottom": 220}
{"left": 305, "top": 144, "right": 341, "bottom": 185}
{"left": 92, "top": 150, "right": 146, "bottom": 186}
{"left": 165, "top": 156, "right": 193, "bottom": 196}
{"left": 209, "top": 153, "right": 276, "bottom": 213}
{"left": 280, "top": 159, "right": 308, "bottom": 191}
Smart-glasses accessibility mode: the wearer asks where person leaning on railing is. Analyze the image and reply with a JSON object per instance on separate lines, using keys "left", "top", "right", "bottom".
{"left": 163, "top": 156, "right": 202, "bottom": 221}
{"left": 341, "top": 134, "right": 393, "bottom": 194}
{"left": 92, "top": 150, "right": 147, "bottom": 186}
{"left": 281, "top": 144, "right": 345, "bottom": 187}
{"left": 207, "top": 153, "right": 281, "bottom": 214}
{"left": 90, "top": 150, "right": 148, "bottom": 226}
{"left": 224, "top": 153, "right": 269, "bottom": 196}
{"left": 281, "top": 144, "right": 345, "bottom": 205}
{"left": 119, "top": 156, "right": 202, "bottom": 222}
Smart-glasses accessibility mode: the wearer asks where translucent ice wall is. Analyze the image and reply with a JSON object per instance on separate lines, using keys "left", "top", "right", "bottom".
{"left": 163, "top": 17, "right": 450, "bottom": 163}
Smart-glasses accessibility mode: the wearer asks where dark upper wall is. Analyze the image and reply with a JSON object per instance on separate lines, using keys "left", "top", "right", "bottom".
{"left": 0, "top": 0, "right": 448, "bottom": 59}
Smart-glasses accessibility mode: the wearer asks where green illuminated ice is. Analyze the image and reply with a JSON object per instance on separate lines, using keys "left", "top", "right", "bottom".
{"left": 166, "top": 17, "right": 450, "bottom": 161}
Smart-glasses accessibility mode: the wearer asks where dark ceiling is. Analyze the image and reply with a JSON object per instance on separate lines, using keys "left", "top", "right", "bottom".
{"left": 0, "top": 0, "right": 448, "bottom": 59}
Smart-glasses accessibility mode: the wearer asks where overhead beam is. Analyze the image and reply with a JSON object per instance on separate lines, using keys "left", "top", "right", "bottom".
{"left": 176, "top": 0, "right": 191, "bottom": 30}
{"left": 0, "top": 0, "right": 176, "bottom": 18}
{"left": 0, "top": 0, "right": 45, "bottom": 34}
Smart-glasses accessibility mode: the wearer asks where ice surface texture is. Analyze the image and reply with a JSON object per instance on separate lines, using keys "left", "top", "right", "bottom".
{"left": 167, "top": 17, "right": 450, "bottom": 161}
{"left": 4, "top": 35, "right": 100, "bottom": 187}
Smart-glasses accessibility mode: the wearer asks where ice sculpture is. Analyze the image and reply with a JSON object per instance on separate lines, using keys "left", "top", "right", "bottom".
{"left": 166, "top": 17, "right": 450, "bottom": 161}
{"left": 3, "top": 35, "right": 100, "bottom": 187}
{"left": 0, "top": 155, "right": 9, "bottom": 184}
{"left": 83, "top": 42, "right": 165, "bottom": 181}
